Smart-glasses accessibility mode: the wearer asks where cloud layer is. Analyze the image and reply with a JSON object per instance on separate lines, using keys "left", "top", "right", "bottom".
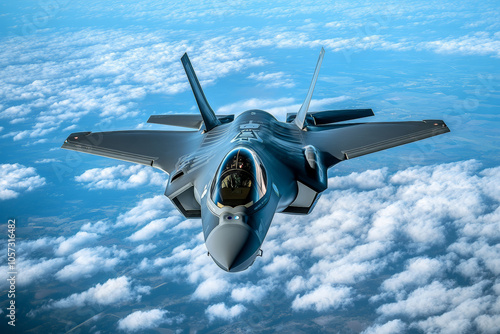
{"left": 0, "top": 163, "right": 45, "bottom": 200}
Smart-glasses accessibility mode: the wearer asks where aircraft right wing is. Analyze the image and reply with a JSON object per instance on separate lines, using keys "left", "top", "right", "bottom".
{"left": 62, "top": 130, "right": 200, "bottom": 174}
{"left": 305, "top": 120, "right": 450, "bottom": 166}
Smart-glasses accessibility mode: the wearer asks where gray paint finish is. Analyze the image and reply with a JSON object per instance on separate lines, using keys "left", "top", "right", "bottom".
{"left": 62, "top": 50, "right": 450, "bottom": 272}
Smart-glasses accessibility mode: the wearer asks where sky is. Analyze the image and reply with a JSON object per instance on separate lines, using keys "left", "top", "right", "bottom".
{"left": 0, "top": 0, "right": 499, "bottom": 333}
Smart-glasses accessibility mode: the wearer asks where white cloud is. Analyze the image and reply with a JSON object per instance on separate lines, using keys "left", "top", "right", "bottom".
{"left": 75, "top": 164, "right": 167, "bottom": 190}
{"left": 127, "top": 217, "right": 179, "bottom": 241}
{"left": 216, "top": 96, "right": 351, "bottom": 119}
{"left": 192, "top": 278, "right": 231, "bottom": 300}
{"left": 362, "top": 319, "right": 407, "bottom": 334}
{"left": 54, "top": 231, "right": 99, "bottom": 256}
{"left": 292, "top": 285, "right": 352, "bottom": 312}
{"left": 262, "top": 254, "right": 299, "bottom": 275}
{"left": 55, "top": 246, "right": 126, "bottom": 281}
{"left": 231, "top": 285, "right": 267, "bottom": 303}
{"left": 0, "top": 163, "right": 46, "bottom": 200}
{"left": 35, "top": 158, "right": 60, "bottom": 163}
{"left": 49, "top": 276, "right": 150, "bottom": 308}
{"left": 132, "top": 243, "right": 157, "bottom": 254}
{"left": 475, "top": 314, "right": 500, "bottom": 334}
{"left": 16, "top": 258, "right": 66, "bottom": 287}
{"left": 420, "top": 32, "right": 500, "bottom": 58}
{"left": 380, "top": 257, "right": 444, "bottom": 294}
{"left": 205, "top": 303, "right": 246, "bottom": 322}
{"left": 117, "top": 309, "right": 183, "bottom": 332}
{"left": 328, "top": 168, "right": 388, "bottom": 190}
{"left": 248, "top": 71, "right": 295, "bottom": 88}
{"left": 80, "top": 220, "right": 110, "bottom": 234}
{"left": 216, "top": 97, "right": 295, "bottom": 114}
{"left": 377, "top": 281, "right": 487, "bottom": 319}
{"left": 116, "top": 195, "right": 173, "bottom": 227}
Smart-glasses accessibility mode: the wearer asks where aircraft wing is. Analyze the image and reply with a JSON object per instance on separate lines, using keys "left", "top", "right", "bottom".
{"left": 306, "top": 120, "right": 450, "bottom": 165}
{"left": 61, "top": 130, "right": 200, "bottom": 173}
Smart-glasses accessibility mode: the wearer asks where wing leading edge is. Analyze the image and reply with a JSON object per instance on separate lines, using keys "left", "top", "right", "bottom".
{"left": 306, "top": 120, "right": 450, "bottom": 166}
{"left": 62, "top": 130, "right": 200, "bottom": 174}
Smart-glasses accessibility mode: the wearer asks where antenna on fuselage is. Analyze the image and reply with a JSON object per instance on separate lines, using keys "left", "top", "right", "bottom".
{"left": 181, "top": 53, "right": 221, "bottom": 132}
{"left": 294, "top": 47, "right": 325, "bottom": 130}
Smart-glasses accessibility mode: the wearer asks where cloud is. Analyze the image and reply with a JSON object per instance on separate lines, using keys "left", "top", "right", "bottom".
{"left": 205, "top": 303, "right": 246, "bottom": 322}
{"left": 127, "top": 217, "right": 180, "bottom": 241}
{"left": 54, "top": 231, "right": 99, "bottom": 256}
{"left": 35, "top": 158, "right": 60, "bottom": 163}
{"left": 216, "top": 96, "right": 351, "bottom": 118}
{"left": 192, "top": 278, "right": 231, "bottom": 300}
{"left": 55, "top": 246, "right": 126, "bottom": 281}
{"left": 420, "top": 32, "right": 500, "bottom": 58}
{"left": 117, "top": 309, "right": 184, "bottom": 332}
{"left": 248, "top": 71, "right": 295, "bottom": 88}
{"left": 0, "top": 163, "right": 46, "bottom": 200}
{"left": 49, "top": 276, "right": 150, "bottom": 308}
{"left": 262, "top": 254, "right": 299, "bottom": 275}
{"left": 132, "top": 243, "right": 157, "bottom": 254}
{"left": 16, "top": 258, "right": 66, "bottom": 287}
{"left": 231, "top": 284, "right": 267, "bottom": 303}
{"left": 380, "top": 257, "right": 444, "bottom": 295}
{"left": 361, "top": 319, "right": 407, "bottom": 334}
{"left": 116, "top": 195, "right": 174, "bottom": 227}
{"left": 377, "top": 280, "right": 488, "bottom": 319}
{"left": 80, "top": 220, "right": 110, "bottom": 234}
{"left": 292, "top": 285, "right": 352, "bottom": 312}
{"left": 75, "top": 164, "right": 167, "bottom": 190}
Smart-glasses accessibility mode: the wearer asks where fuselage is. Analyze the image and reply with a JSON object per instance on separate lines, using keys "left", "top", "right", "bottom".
{"left": 167, "top": 109, "right": 325, "bottom": 272}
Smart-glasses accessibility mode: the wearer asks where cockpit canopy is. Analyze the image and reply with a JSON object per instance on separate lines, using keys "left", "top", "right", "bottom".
{"left": 211, "top": 148, "right": 267, "bottom": 208}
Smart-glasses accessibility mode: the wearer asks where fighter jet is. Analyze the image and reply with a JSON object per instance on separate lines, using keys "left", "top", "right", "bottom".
{"left": 62, "top": 48, "right": 450, "bottom": 272}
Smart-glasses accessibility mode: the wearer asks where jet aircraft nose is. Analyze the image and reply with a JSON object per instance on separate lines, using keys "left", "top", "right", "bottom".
{"left": 206, "top": 224, "right": 249, "bottom": 271}
{"left": 205, "top": 215, "right": 260, "bottom": 272}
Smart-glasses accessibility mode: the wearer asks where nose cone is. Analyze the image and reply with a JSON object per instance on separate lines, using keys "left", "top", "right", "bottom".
{"left": 206, "top": 223, "right": 260, "bottom": 272}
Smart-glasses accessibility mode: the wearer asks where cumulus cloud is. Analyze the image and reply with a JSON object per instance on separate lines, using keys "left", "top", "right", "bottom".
{"left": 231, "top": 284, "right": 267, "bottom": 303}
{"left": 248, "top": 71, "right": 295, "bottom": 88}
{"left": 192, "top": 278, "right": 231, "bottom": 300}
{"left": 16, "top": 258, "right": 66, "bottom": 287}
{"left": 49, "top": 276, "right": 150, "bottom": 309}
{"left": 205, "top": 303, "right": 246, "bottom": 322}
{"left": 75, "top": 165, "right": 167, "bottom": 190}
{"left": 132, "top": 243, "right": 157, "bottom": 254}
{"left": 380, "top": 257, "right": 444, "bottom": 295}
{"left": 127, "top": 217, "right": 179, "bottom": 241}
{"left": 55, "top": 246, "right": 126, "bottom": 281}
{"left": 292, "top": 285, "right": 352, "bottom": 312}
{"left": 116, "top": 195, "right": 174, "bottom": 227}
{"left": 54, "top": 231, "right": 99, "bottom": 256}
{"left": 361, "top": 319, "right": 407, "bottom": 334}
{"left": 0, "top": 163, "right": 46, "bottom": 200}
{"left": 117, "top": 309, "right": 183, "bottom": 332}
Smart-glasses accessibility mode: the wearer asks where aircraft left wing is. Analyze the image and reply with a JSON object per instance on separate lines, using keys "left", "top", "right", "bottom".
{"left": 306, "top": 120, "right": 450, "bottom": 166}
{"left": 62, "top": 130, "right": 200, "bottom": 173}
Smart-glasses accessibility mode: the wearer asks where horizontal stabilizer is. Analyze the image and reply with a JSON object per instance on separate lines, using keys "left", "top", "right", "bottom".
{"left": 286, "top": 108, "right": 374, "bottom": 124}
{"left": 148, "top": 114, "right": 234, "bottom": 129}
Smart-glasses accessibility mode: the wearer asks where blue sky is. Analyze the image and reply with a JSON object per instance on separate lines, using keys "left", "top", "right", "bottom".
{"left": 1, "top": 0, "right": 499, "bottom": 333}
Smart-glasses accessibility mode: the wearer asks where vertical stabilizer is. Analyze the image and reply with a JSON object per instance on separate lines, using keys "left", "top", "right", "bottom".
{"left": 294, "top": 47, "right": 325, "bottom": 130}
{"left": 181, "top": 53, "right": 221, "bottom": 132}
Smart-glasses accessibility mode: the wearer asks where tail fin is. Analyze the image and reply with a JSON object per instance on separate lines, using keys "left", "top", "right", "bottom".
{"left": 294, "top": 47, "right": 325, "bottom": 130}
{"left": 181, "top": 53, "right": 221, "bottom": 132}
